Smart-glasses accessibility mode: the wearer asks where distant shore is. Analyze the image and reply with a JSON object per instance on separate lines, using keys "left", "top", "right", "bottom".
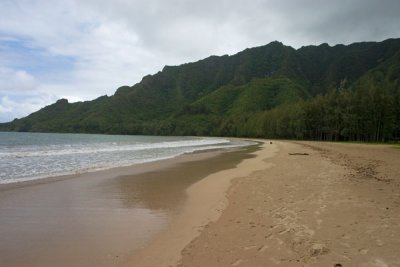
{"left": 125, "top": 140, "right": 400, "bottom": 266}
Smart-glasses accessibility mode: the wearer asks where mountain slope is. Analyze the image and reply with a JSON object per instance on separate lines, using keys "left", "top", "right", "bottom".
{"left": 1, "top": 38, "right": 400, "bottom": 141}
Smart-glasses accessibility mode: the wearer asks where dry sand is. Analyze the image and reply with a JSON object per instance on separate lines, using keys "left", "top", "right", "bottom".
{"left": 127, "top": 141, "right": 400, "bottom": 267}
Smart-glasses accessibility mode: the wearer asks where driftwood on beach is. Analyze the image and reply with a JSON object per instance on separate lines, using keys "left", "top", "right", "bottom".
{"left": 288, "top": 153, "right": 310, "bottom": 156}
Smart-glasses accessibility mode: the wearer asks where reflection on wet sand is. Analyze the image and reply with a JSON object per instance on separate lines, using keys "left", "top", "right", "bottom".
{"left": 0, "top": 146, "right": 256, "bottom": 267}
{"left": 108, "top": 147, "right": 256, "bottom": 212}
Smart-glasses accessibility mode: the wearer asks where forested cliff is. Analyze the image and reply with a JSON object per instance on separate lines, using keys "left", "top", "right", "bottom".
{"left": 1, "top": 38, "right": 400, "bottom": 142}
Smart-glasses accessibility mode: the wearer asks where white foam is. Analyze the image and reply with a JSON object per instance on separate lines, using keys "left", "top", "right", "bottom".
{"left": 0, "top": 136, "right": 255, "bottom": 184}
{"left": 0, "top": 138, "right": 231, "bottom": 159}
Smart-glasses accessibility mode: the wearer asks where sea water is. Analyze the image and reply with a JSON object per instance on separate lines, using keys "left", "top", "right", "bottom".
{"left": 0, "top": 132, "right": 252, "bottom": 184}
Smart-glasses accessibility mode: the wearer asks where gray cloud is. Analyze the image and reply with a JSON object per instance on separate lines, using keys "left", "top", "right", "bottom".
{"left": 80, "top": 0, "right": 400, "bottom": 55}
{"left": 0, "top": 0, "right": 399, "bottom": 122}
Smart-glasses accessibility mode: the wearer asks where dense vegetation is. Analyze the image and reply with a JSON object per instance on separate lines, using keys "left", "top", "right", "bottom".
{"left": 1, "top": 39, "right": 400, "bottom": 142}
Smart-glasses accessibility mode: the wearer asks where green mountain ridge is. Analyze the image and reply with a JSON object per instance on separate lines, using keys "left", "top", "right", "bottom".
{"left": 1, "top": 38, "right": 400, "bottom": 141}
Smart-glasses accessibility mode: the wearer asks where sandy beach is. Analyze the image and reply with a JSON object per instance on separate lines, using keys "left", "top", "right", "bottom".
{"left": 125, "top": 140, "right": 400, "bottom": 267}
{"left": 2, "top": 140, "right": 400, "bottom": 266}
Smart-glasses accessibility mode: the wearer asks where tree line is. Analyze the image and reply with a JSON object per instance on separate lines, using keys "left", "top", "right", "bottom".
{"left": 217, "top": 82, "right": 400, "bottom": 142}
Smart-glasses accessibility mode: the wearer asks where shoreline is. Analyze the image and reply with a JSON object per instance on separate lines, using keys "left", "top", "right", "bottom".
{"left": 0, "top": 143, "right": 253, "bottom": 191}
{"left": 0, "top": 143, "right": 257, "bottom": 267}
{"left": 123, "top": 140, "right": 276, "bottom": 266}
{"left": 0, "top": 134, "right": 253, "bottom": 189}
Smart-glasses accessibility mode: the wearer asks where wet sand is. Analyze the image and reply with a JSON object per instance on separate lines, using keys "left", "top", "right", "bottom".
{"left": 0, "top": 146, "right": 256, "bottom": 267}
{"left": 123, "top": 140, "right": 272, "bottom": 266}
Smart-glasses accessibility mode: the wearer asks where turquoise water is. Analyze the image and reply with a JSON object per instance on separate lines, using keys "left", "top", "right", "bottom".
{"left": 0, "top": 132, "right": 252, "bottom": 183}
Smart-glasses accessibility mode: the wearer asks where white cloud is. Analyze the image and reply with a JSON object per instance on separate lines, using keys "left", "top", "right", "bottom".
{"left": 0, "top": 68, "right": 38, "bottom": 93}
{"left": 0, "top": 68, "right": 57, "bottom": 121}
{"left": 0, "top": 94, "right": 57, "bottom": 122}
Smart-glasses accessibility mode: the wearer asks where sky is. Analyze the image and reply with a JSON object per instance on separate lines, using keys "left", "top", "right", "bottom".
{"left": 0, "top": 0, "right": 400, "bottom": 122}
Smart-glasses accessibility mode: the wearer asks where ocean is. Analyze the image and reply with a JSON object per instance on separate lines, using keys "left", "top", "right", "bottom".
{"left": 0, "top": 132, "right": 252, "bottom": 184}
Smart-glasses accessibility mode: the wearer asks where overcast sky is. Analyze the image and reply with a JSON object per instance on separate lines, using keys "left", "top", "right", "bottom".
{"left": 0, "top": 0, "right": 399, "bottom": 122}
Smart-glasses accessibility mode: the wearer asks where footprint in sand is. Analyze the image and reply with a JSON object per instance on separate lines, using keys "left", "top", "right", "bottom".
{"left": 244, "top": 245, "right": 257, "bottom": 251}
{"left": 341, "top": 233, "right": 351, "bottom": 240}
{"left": 372, "top": 258, "right": 389, "bottom": 267}
{"left": 258, "top": 244, "right": 269, "bottom": 252}
{"left": 269, "top": 257, "right": 282, "bottom": 264}
{"left": 231, "top": 259, "right": 243, "bottom": 266}
{"left": 309, "top": 243, "right": 329, "bottom": 257}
